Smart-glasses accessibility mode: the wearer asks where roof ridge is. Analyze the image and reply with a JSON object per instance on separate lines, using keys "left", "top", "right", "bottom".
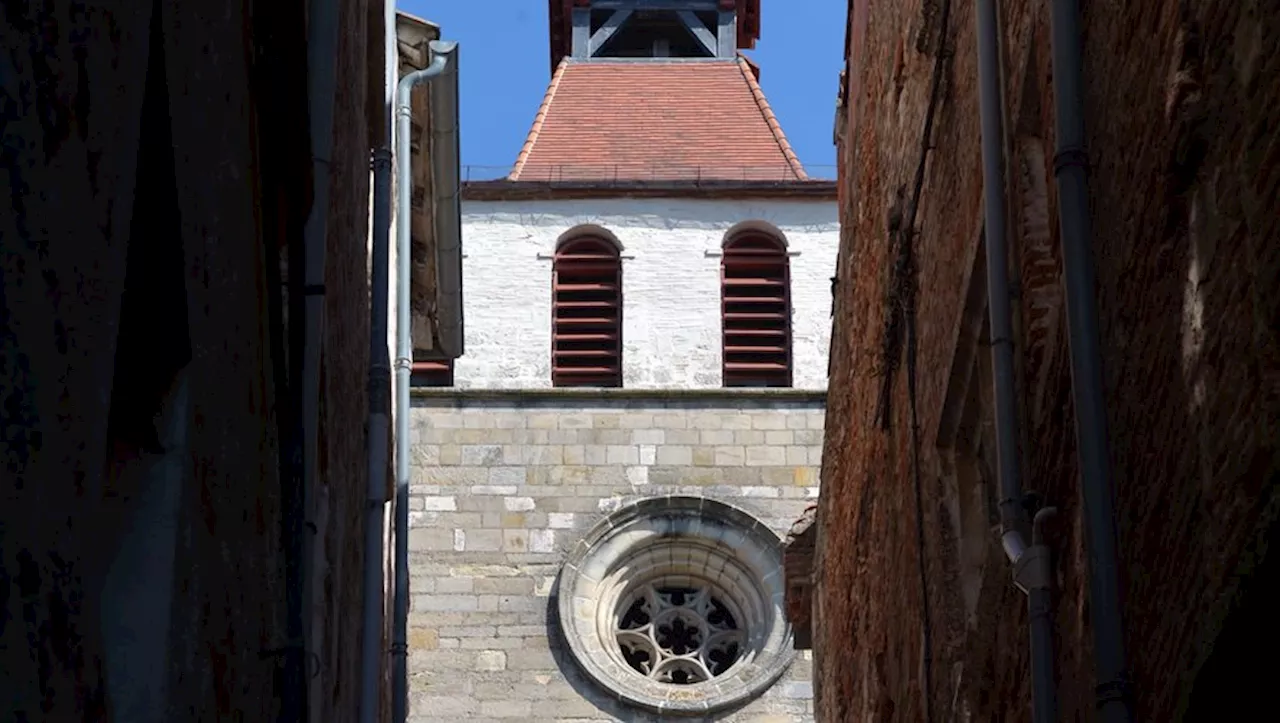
{"left": 735, "top": 54, "right": 809, "bottom": 181}
{"left": 509, "top": 58, "right": 571, "bottom": 181}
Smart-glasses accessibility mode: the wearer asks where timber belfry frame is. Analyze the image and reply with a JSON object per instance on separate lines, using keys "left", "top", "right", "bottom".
{"left": 570, "top": 0, "right": 738, "bottom": 59}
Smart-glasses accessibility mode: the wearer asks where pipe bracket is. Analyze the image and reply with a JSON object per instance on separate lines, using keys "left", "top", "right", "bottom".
{"left": 1095, "top": 675, "right": 1133, "bottom": 708}
{"left": 1052, "top": 146, "right": 1090, "bottom": 175}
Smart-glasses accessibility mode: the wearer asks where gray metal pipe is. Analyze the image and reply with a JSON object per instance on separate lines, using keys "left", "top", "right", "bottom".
{"left": 975, "top": 0, "right": 1026, "bottom": 549}
{"left": 975, "top": 1, "right": 1057, "bottom": 721}
{"left": 358, "top": 6, "right": 402, "bottom": 721}
{"left": 1046, "top": 0, "right": 1133, "bottom": 720}
{"left": 1028, "top": 508, "right": 1059, "bottom": 723}
{"left": 393, "top": 43, "right": 455, "bottom": 723}
{"left": 359, "top": 146, "right": 393, "bottom": 723}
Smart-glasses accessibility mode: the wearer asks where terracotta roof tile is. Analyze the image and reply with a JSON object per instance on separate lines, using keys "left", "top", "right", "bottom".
{"left": 509, "top": 57, "right": 808, "bottom": 182}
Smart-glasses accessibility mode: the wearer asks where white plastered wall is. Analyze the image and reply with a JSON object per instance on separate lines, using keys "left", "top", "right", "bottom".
{"left": 457, "top": 197, "right": 837, "bottom": 390}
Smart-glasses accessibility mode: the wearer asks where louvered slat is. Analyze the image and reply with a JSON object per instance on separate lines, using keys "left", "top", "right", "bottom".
{"left": 411, "top": 359, "right": 454, "bottom": 387}
{"left": 721, "top": 234, "right": 792, "bottom": 387}
{"left": 553, "top": 237, "right": 622, "bottom": 387}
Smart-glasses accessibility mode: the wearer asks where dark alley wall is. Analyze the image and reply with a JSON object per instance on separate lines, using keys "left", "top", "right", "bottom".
{"left": 816, "top": 0, "right": 1278, "bottom": 719}
{"left": 0, "top": 0, "right": 386, "bottom": 720}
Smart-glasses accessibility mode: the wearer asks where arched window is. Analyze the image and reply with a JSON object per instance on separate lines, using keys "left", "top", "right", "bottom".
{"left": 552, "top": 236, "right": 622, "bottom": 387}
{"left": 721, "top": 231, "right": 792, "bottom": 387}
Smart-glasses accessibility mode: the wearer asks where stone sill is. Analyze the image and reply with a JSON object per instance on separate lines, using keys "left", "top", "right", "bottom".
{"left": 410, "top": 387, "right": 827, "bottom": 404}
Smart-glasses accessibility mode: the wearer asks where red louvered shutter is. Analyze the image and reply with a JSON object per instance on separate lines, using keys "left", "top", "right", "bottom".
{"left": 411, "top": 359, "right": 454, "bottom": 387}
{"left": 721, "top": 234, "right": 792, "bottom": 387}
{"left": 552, "top": 238, "right": 622, "bottom": 387}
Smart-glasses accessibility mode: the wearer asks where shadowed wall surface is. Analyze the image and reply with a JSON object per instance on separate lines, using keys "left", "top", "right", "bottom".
{"left": 0, "top": 1, "right": 388, "bottom": 719}
{"left": 815, "top": 0, "right": 1279, "bottom": 719}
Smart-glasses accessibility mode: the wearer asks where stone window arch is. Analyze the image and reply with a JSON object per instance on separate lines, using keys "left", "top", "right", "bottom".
{"left": 556, "top": 496, "right": 795, "bottom": 715}
{"left": 552, "top": 229, "right": 622, "bottom": 387}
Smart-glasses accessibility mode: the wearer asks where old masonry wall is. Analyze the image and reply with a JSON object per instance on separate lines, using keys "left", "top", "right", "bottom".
{"left": 405, "top": 390, "right": 823, "bottom": 722}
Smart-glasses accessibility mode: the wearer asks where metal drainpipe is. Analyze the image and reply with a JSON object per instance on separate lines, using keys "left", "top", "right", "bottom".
{"left": 392, "top": 42, "right": 456, "bottom": 723}
{"left": 1046, "top": 0, "right": 1134, "bottom": 719}
{"left": 360, "top": 148, "right": 393, "bottom": 723}
{"left": 357, "top": 4, "right": 401, "bottom": 722}
{"left": 975, "top": 1, "right": 1058, "bottom": 721}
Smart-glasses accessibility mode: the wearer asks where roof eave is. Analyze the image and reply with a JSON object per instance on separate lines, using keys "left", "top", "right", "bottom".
{"left": 461, "top": 178, "right": 838, "bottom": 201}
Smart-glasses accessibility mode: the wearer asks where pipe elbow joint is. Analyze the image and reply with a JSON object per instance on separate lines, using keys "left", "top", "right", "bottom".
{"left": 1013, "top": 545, "right": 1053, "bottom": 594}
{"left": 1005, "top": 507, "right": 1057, "bottom": 594}
{"left": 1032, "top": 505, "right": 1058, "bottom": 546}
{"left": 1001, "top": 528, "right": 1027, "bottom": 564}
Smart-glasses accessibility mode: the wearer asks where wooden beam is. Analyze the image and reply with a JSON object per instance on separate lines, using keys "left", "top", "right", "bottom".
{"left": 676, "top": 9, "right": 717, "bottom": 56}
{"left": 571, "top": 7, "right": 590, "bottom": 58}
{"left": 592, "top": 0, "right": 717, "bottom": 10}
{"left": 716, "top": 10, "right": 736, "bottom": 57}
{"left": 588, "top": 9, "right": 632, "bottom": 56}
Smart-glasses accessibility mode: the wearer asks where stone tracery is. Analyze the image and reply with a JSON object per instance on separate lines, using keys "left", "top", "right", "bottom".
{"left": 616, "top": 584, "right": 744, "bottom": 683}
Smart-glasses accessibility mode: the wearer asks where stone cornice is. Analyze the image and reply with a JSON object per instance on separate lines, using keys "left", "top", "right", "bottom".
{"left": 409, "top": 387, "right": 827, "bottom": 404}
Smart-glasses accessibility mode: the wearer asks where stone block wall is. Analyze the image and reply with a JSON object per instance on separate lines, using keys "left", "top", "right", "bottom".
{"left": 405, "top": 389, "right": 824, "bottom": 722}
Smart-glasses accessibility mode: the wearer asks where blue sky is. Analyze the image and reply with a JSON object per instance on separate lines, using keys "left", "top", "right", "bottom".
{"left": 399, "top": 1, "right": 846, "bottom": 180}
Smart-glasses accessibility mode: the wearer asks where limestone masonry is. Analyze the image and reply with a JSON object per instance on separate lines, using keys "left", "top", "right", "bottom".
{"left": 406, "top": 390, "right": 823, "bottom": 722}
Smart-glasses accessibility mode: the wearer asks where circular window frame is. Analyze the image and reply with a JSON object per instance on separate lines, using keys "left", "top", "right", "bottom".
{"left": 556, "top": 496, "right": 795, "bottom": 715}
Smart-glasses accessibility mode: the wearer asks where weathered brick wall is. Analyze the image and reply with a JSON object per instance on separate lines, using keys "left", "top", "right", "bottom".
{"left": 817, "top": 0, "right": 1279, "bottom": 720}
{"left": 0, "top": 0, "right": 385, "bottom": 718}
{"left": 406, "top": 390, "right": 824, "bottom": 722}
{"left": 312, "top": 0, "right": 379, "bottom": 717}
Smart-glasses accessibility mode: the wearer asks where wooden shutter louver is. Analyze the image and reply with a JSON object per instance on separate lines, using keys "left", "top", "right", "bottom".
{"left": 721, "top": 234, "right": 792, "bottom": 387}
{"left": 552, "top": 237, "right": 622, "bottom": 387}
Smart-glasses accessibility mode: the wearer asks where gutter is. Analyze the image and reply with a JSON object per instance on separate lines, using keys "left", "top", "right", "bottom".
{"left": 1046, "top": 0, "right": 1134, "bottom": 718}
{"left": 974, "top": 1, "right": 1058, "bottom": 720}
{"left": 391, "top": 40, "right": 460, "bottom": 723}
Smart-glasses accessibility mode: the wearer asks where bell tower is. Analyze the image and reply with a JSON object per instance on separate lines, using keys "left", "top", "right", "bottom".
{"left": 573, "top": 0, "right": 736, "bottom": 59}
{"left": 549, "top": 0, "right": 761, "bottom": 70}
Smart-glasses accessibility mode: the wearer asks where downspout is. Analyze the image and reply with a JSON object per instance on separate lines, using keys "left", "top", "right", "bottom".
{"left": 1046, "top": 0, "right": 1134, "bottom": 719}
{"left": 286, "top": 0, "right": 340, "bottom": 717}
{"left": 392, "top": 40, "right": 458, "bottom": 723}
{"left": 974, "top": 1, "right": 1058, "bottom": 721}
{"left": 357, "top": 4, "right": 400, "bottom": 723}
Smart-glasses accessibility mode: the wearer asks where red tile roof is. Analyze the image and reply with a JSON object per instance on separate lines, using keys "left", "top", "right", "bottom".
{"left": 509, "top": 58, "right": 808, "bottom": 183}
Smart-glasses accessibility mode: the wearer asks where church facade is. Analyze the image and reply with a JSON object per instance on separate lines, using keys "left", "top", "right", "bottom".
{"left": 405, "top": 2, "right": 836, "bottom": 720}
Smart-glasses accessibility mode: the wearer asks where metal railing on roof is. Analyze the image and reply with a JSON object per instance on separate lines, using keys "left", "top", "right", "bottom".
{"left": 460, "top": 164, "right": 838, "bottom": 183}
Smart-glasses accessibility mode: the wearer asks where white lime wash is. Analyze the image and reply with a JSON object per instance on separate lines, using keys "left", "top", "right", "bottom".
{"left": 456, "top": 198, "right": 838, "bottom": 390}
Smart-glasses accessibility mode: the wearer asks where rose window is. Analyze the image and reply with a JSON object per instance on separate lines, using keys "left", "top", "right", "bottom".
{"left": 616, "top": 585, "right": 745, "bottom": 683}
{"left": 556, "top": 496, "right": 797, "bottom": 715}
